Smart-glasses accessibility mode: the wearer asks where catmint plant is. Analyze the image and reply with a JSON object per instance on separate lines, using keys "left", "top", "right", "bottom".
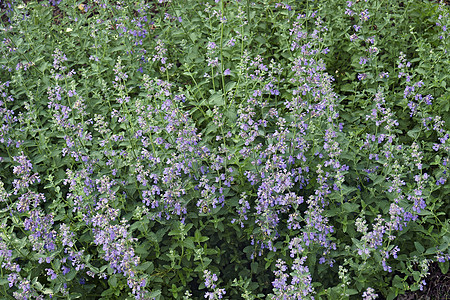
{"left": 0, "top": 0, "right": 448, "bottom": 299}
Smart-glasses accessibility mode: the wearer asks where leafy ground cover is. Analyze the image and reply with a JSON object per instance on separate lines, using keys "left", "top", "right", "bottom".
{"left": 0, "top": 0, "right": 449, "bottom": 299}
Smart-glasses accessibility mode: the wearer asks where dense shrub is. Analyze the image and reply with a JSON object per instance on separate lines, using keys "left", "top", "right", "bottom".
{"left": 0, "top": 0, "right": 449, "bottom": 299}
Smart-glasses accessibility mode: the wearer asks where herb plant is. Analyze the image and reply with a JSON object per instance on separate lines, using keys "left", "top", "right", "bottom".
{"left": 0, "top": 0, "right": 449, "bottom": 299}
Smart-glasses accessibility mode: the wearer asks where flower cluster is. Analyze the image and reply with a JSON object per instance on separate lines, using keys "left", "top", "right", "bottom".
{"left": 12, "top": 152, "right": 40, "bottom": 194}
{"left": 203, "top": 270, "right": 226, "bottom": 299}
{"left": 272, "top": 258, "right": 314, "bottom": 299}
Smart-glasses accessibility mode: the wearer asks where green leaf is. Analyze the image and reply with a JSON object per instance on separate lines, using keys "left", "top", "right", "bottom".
{"left": 39, "top": 61, "right": 50, "bottom": 72}
{"left": 69, "top": 293, "right": 82, "bottom": 299}
{"left": 135, "top": 244, "right": 151, "bottom": 255}
{"left": 347, "top": 289, "right": 358, "bottom": 295}
{"left": 341, "top": 185, "right": 358, "bottom": 196}
{"left": 205, "top": 123, "right": 218, "bottom": 135}
{"left": 209, "top": 93, "right": 225, "bottom": 106}
{"left": 224, "top": 107, "right": 237, "bottom": 124}
{"left": 224, "top": 81, "right": 236, "bottom": 93}
{"left": 136, "top": 261, "right": 153, "bottom": 272}
{"left": 110, "top": 45, "right": 126, "bottom": 53}
{"left": 194, "top": 230, "right": 209, "bottom": 243}
{"left": 342, "top": 202, "right": 359, "bottom": 212}
{"left": 407, "top": 127, "right": 421, "bottom": 139}
{"left": 412, "top": 271, "right": 421, "bottom": 281}
{"left": 183, "top": 238, "right": 195, "bottom": 250}
{"left": 148, "top": 289, "right": 161, "bottom": 299}
{"left": 439, "top": 261, "right": 449, "bottom": 274}
{"left": 168, "top": 229, "right": 181, "bottom": 236}
{"left": 392, "top": 275, "right": 405, "bottom": 289}
{"left": 255, "top": 36, "right": 266, "bottom": 44}
{"left": 387, "top": 290, "right": 398, "bottom": 300}
{"left": 108, "top": 275, "right": 118, "bottom": 287}
{"left": 414, "top": 242, "right": 425, "bottom": 253}
{"left": 341, "top": 83, "right": 354, "bottom": 92}
{"left": 416, "top": 68, "right": 426, "bottom": 75}
{"left": 203, "top": 257, "right": 212, "bottom": 268}
{"left": 189, "top": 32, "right": 197, "bottom": 43}
{"left": 251, "top": 262, "right": 258, "bottom": 274}
{"left": 42, "top": 288, "right": 54, "bottom": 295}
{"left": 65, "top": 269, "right": 77, "bottom": 281}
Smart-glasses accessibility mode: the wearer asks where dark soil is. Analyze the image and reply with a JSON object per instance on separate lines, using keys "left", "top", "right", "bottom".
{"left": 397, "top": 262, "right": 450, "bottom": 300}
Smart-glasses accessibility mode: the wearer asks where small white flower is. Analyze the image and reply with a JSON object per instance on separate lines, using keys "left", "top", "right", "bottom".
{"left": 66, "top": 28, "right": 73, "bottom": 32}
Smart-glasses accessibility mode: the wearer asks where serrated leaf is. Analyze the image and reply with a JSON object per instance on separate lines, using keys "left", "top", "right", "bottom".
{"left": 251, "top": 262, "right": 258, "bottom": 273}
{"left": 414, "top": 242, "right": 425, "bottom": 253}
{"left": 347, "top": 289, "right": 358, "bottom": 295}
{"left": 224, "top": 81, "right": 236, "bottom": 92}
{"left": 392, "top": 275, "right": 404, "bottom": 289}
{"left": 168, "top": 229, "right": 181, "bottom": 236}
{"left": 439, "top": 261, "right": 449, "bottom": 274}
{"left": 255, "top": 36, "right": 266, "bottom": 44}
{"left": 148, "top": 290, "right": 161, "bottom": 299}
{"left": 224, "top": 108, "right": 237, "bottom": 124}
{"left": 203, "top": 257, "right": 212, "bottom": 268}
{"left": 425, "top": 247, "right": 436, "bottom": 255}
{"left": 407, "top": 127, "right": 421, "bottom": 139}
{"left": 108, "top": 275, "right": 118, "bottom": 287}
{"left": 65, "top": 269, "right": 77, "bottom": 281}
{"left": 136, "top": 261, "right": 153, "bottom": 272}
{"left": 342, "top": 202, "right": 359, "bottom": 212}
{"left": 341, "top": 83, "right": 354, "bottom": 92}
{"left": 205, "top": 123, "right": 218, "bottom": 135}
{"left": 209, "top": 93, "right": 225, "bottom": 106}
{"left": 39, "top": 62, "right": 50, "bottom": 72}
{"left": 110, "top": 45, "right": 126, "bottom": 52}
{"left": 416, "top": 68, "right": 426, "bottom": 75}
{"left": 189, "top": 32, "right": 197, "bottom": 43}
{"left": 341, "top": 185, "right": 358, "bottom": 196}
{"left": 135, "top": 244, "right": 150, "bottom": 255}
{"left": 69, "top": 293, "right": 82, "bottom": 299}
{"left": 183, "top": 238, "right": 195, "bottom": 250}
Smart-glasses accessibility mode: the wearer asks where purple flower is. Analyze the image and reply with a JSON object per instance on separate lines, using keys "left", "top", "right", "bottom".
{"left": 362, "top": 287, "right": 378, "bottom": 300}
{"left": 46, "top": 268, "right": 58, "bottom": 280}
{"left": 8, "top": 272, "right": 18, "bottom": 287}
{"left": 62, "top": 266, "right": 70, "bottom": 275}
{"left": 272, "top": 258, "right": 315, "bottom": 298}
{"left": 12, "top": 152, "right": 41, "bottom": 194}
{"left": 436, "top": 177, "right": 447, "bottom": 185}
{"left": 208, "top": 42, "right": 217, "bottom": 50}
{"left": 203, "top": 270, "right": 226, "bottom": 299}
{"left": 350, "top": 33, "right": 359, "bottom": 41}
{"left": 360, "top": 9, "right": 370, "bottom": 21}
{"left": 358, "top": 73, "right": 367, "bottom": 81}
{"left": 345, "top": 9, "right": 355, "bottom": 16}
{"left": 226, "top": 38, "right": 236, "bottom": 47}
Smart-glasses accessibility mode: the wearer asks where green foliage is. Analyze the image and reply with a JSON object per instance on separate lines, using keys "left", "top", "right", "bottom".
{"left": 0, "top": 0, "right": 449, "bottom": 299}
